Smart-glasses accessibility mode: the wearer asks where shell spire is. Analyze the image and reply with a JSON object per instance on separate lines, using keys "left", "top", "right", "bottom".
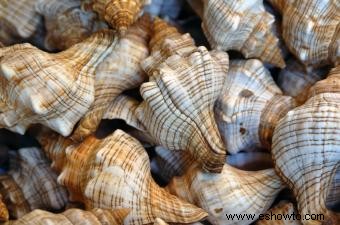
{"left": 215, "top": 59, "right": 297, "bottom": 154}
{"left": 58, "top": 130, "right": 208, "bottom": 224}
{"left": 272, "top": 65, "right": 340, "bottom": 224}
{"left": 71, "top": 15, "right": 150, "bottom": 141}
{"left": 137, "top": 43, "right": 229, "bottom": 172}
{"left": 200, "top": 0, "right": 285, "bottom": 68}
{"left": 0, "top": 30, "right": 115, "bottom": 136}
{"left": 167, "top": 163, "right": 284, "bottom": 225}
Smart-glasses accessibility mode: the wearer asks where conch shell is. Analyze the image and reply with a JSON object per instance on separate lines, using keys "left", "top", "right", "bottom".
{"left": 272, "top": 65, "right": 340, "bottom": 224}
{"left": 8, "top": 208, "right": 130, "bottom": 225}
{"left": 199, "top": 0, "right": 285, "bottom": 68}
{"left": 256, "top": 201, "right": 302, "bottom": 225}
{"left": 267, "top": 0, "right": 339, "bottom": 67}
{"left": 167, "top": 163, "right": 284, "bottom": 225}
{"left": 0, "top": 0, "right": 41, "bottom": 44}
{"left": 277, "top": 59, "right": 328, "bottom": 105}
{"left": 0, "top": 30, "right": 115, "bottom": 136}
{"left": 0, "top": 194, "right": 8, "bottom": 222}
{"left": 71, "top": 15, "right": 150, "bottom": 141}
{"left": 215, "top": 59, "right": 297, "bottom": 154}
{"left": 36, "top": 0, "right": 107, "bottom": 51}
{"left": 90, "top": 0, "right": 149, "bottom": 34}
{"left": 58, "top": 130, "right": 208, "bottom": 224}
{"left": 0, "top": 148, "right": 68, "bottom": 219}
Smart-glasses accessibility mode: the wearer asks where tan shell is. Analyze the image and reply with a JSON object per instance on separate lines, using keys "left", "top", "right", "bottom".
{"left": 215, "top": 59, "right": 297, "bottom": 154}
{"left": 36, "top": 0, "right": 107, "bottom": 51}
{"left": 277, "top": 59, "right": 328, "bottom": 105}
{"left": 137, "top": 36, "right": 229, "bottom": 172}
{"left": 256, "top": 201, "right": 302, "bottom": 225}
{"left": 200, "top": 0, "right": 285, "bottom": 68}
{"left": 0, "top": 148, "right": 68, "bottom": 219}
{"left": 167, "top": 163, "right": 284, "bottom": 225}
{"left": 9, "top": 208, "right": 130, "bottom": 225}
{"left": 267, "top": 0, "right": 339, "bottom": 67}
{"left": 272, "top": 66, "right": 340, "bottom": 224}
{"left": 91, "top": 0, "right": 149, "bottom": 34}
{"left": 71, "top": 15, "right": 150, "bottom": 141}
{"left": 0, "top": 194, "right": 8, "bottom": 222}
{"left": 58, "top": 130, "right": 208, "bottom": 224}
{"left": 0, "top": 0, "right": 41, "bottom": 43}
{"left": 0, "top": 30, "right": 115, "bottom": 136}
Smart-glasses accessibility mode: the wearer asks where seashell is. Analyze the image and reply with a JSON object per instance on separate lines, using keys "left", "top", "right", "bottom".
{"left": 0, "top": 148, "right": 68, "bottom": 219}
{"left": 0, "top": 0, "right": 41, "bottom": 43}
{"left": 215, "top": 59, "right": 297, "bottom": 154}
{"left": 137, "top": 39, "right": 229, "bottom": 172}
{"left": 267, "top": 0, "right": 339, "bottom": 67}
{"left": 167, "top": 163, "right": 284, "bottom": 225}
{"left": 256, "top": 201, "right": 302, "bottom": 225}
{"left": 91, "top": 0, "right": 149, "bottom": 34}
{"left": 71, "top": 15, "right": 150, "bottom": 141}
{"left": 272, "top": 65, "right": 340, "bottom": 225}
{"left": 144, "top": 0, "right": 183, "bottom": 21}
{"left": 35, "top": 129, "right": 74, "bottom": 173}
{"left": 36, "top": 0, "right": 107, "bottom": 51}
{"left": 103, "top": 94, "right": 145, "bottom": 131}
{"left": 277, "top": 59, "right": 328, "bottom": 105}
{"left": 0, "top": 194, "right": 8, "bottom": 222}
{"left": 199, "top": 0, "right": 285, "bottom": 68}
{"left": 226, "top": 152, "right": 273, "bottom": 171}
{"left": 58, "top": 130, "right": 208, "bottom": 224}
{"left": 0, "top": 30, "right": 115, "bottom": 136}
{"left": 9, "top": 208, "right": 130, "bottom": 225}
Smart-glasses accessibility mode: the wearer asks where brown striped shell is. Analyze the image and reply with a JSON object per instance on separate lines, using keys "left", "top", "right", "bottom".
{"left": 200, "top": 0, "right": 285, "bottom": 68}
{"left": 167, "top": 163, "right": 284, "bottom": 225}
{"left": 267, "top": 0, "right": 340, "bottom": 67}
{"left": 0, "top": 0, "right": 42, "bottom": 44}
{"left": 215, "top": 59, "right": 297, "bottom": 154}
{"left": 71, "top": 15, "right": 150, "bottom": 141}
{"left": 91, "top": 0, "right": 149, "bottom": 34}
{"left": 8, "top": 208, "right": 130, "bottom": 225}
{"left": 58, "top": 130, "right": 208, "bottom": 224}
{"left": 272, "top": 66, "right": 340, "bottom": 225}
{"left": 136, "top": 38, "right": 229, "bottom": 173}
{"left": 36, "top": 0, "right": 107, "bottom": 51}
{"left": 0, "top": 30, "right": 115, "bottom": 136}
{"left": 0, "top": 148, "right": 68, "bottom": 219}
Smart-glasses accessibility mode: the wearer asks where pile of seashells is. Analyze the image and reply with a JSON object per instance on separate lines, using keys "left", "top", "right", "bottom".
{"left": 0, "top": 0, "right": 339, "bottom": 225}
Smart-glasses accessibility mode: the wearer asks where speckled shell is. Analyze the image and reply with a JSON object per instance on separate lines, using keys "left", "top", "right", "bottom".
{"left": 215, "top": 59, "right": 297, "bottom": 154}
{"left": 0, "top": 30, "right": 115, "bottom": 136}
{"left": 256, "top": 201, "right": 302, "bottom": 225}
{"left": 277, "top": 59, "right": 328, "bottom": 105}
{"left": 36, "top": 0, "right": 107, "bottom": 51}
{"left": 71, "top": 16, "right": 150, "bottom": 141}
{"left": 137, "top": 35, "right": 229, "bottom": 172}
{"left": 200, "top": 0, "right": 285, "bottom": 68}
{"left": 58, "top": 130, "right": 208, "bottom": 225}
{"left": 267, "top": 0, "right": 339, "bottom": 67}
{"left": 272, "top": 66, "right": 340, "bottom": 224}
{"left": 0, "top": 194, "right": 8, "bottom": 222}
{"left": 8, "top": 208, "right": 130, "bottom": 225}
{"left": 0, "top": 148, "right": 68, "bottom": 219}
{"left": 91, "top": 0, "right": 149, "bottom": 34}
{"left": 167, "top": 163, "right": 284, "bottom": 225}
{"left": 0, "top": 0, "right": 41, "bottom": 44}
